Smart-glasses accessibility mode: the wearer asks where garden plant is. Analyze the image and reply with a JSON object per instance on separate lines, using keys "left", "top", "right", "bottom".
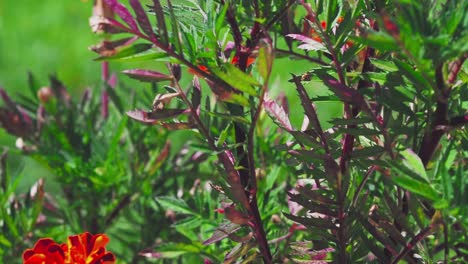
{"left": 0, "top": 0, "right": 467, "bottom": 263}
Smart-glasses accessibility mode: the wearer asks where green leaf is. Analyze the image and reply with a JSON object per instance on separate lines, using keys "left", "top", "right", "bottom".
{"left": 400, "top": 149, "right": 428, "bottom": 180}
{"left": 223, "top": 92, "right": 250, "bottom": 107}
{"left": 216, "top": 123, "right": 231, "bottom": 148}
{"left": 391, "top": 174, "right": 439, "bottom": 201}
{"left": 95, "top": 43, "right": 153, "bottom": 61}
{"left": 370, "top": 59, "right": 398, "bottom": 72}
{"left": 156, "top": 196, "right": 197, "bottom": 216}
{"left": 393, "top": 59, "right": 432, "bottom": 90}
{"left": 353, "top": 31, "right": 399, "bottom": 52}
{"left": 211, "top": 63, "right": 260, "bottom": 96}
{"left": 0, "top": 234, "right": 12, "bottom": 247}
{"left": 110, "top": 50, "right": 168, "bottom": 62}
{"left": 257, "top": 41, "right": 273, "bottom": 81}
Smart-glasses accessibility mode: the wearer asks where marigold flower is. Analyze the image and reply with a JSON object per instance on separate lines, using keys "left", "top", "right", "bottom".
{"left": 22, "top": 232, "right": 116, "bottom": 264}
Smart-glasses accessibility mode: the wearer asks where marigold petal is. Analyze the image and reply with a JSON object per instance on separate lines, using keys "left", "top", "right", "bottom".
{"left": 47, "top": 244, "right": 65, "bottom": 263}
{"left": 87, "top": 251, "right": 116, "bottom": 264}
{"left": 33, "top": 238, "right": 56, "bottom": 252}
{"left": 101, "top": 252, "right": 116, "bottom": 264}
{"left": 23, "top": 253, "right": 46, "bottom": 264}
{"left": 90, "top": 234, "right": 109, "bottom": 254}
{"left": 79, "top": 232, "right": 93, "bottom": 255}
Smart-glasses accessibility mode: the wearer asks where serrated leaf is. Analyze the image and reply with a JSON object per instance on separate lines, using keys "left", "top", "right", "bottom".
{"left": 284, "top": 213, "right": 336, "bottom": 230}
{"left": 287, "top": 34, "right": 328, "bottom": 52}
{"left": 314, "top": 72, "right": 365, "bottom": 105}
{"left": 263, "top": 98, "right": 292, "bottom": 131}
{"left": 122, "top": 69, "right": 173, "bottom": 82}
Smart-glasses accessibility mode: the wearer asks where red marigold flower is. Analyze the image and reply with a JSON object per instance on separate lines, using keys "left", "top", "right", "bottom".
{"left": 23, "top": 238, "right": 64, "bottom": 264}
{"left": 22, "top": 233, "right": 116, "bottom": 264}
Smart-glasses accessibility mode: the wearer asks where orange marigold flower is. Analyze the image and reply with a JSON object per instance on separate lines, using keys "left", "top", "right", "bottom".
{"left": 230, "top": 55, "right": 256, "bottom": 68}
{"left": 22, "top": 232, "right": 116, "bottom": 264}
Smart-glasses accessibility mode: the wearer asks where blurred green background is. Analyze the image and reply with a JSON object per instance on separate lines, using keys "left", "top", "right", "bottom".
{"left": 0, "top": 0, "right": 102, "bottom": 92}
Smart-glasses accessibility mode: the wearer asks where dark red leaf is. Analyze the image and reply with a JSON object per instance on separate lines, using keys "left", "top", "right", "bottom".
{"left": 316, "top": 73, "right": 365, "bottom": 105}
{"left": 104, "top": 0, "right": 139, "bottom": 32}
{"left": 122, "top": 69, "right": 173, "bottom": 82}
{"left": 129, "top": 0, "right": 156, "bottom": 39}
{"left": 224, "top": 206, "right": 250, "bottom": 225}
{"left": 191, "top": 77, "right": 201, "bottom": 110}
{"left": 126, "top": 108, "right": 187, "bottom": 124}
{"left": 203, "top": 222, "right": 242, "bottom": 245}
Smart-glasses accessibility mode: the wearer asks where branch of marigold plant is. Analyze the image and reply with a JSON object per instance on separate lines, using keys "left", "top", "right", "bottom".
{"left": 351, "top": 165, "right": 377, "bottom": 207}
{"left": 275, "top": 48, "right": 328, "bottom": 66}
{"left": 263, "top": 0, "right": 296, "bottom": 32}
{"left": 290, "top": 75, "right": 329, "bottom": 188}
{"left": 418, "top": 64, "right": 449, "bottom": 168}
{"left": 309, "top": 10, "right": 358, "bottom": 177}
{"left": 309, "top": 13, "right": 351, "bottom": 262}
{"left": 291, "top": 74, "right": 348, "bottom": 261}
{"left": 168, "top": 68, "right": 217, "bottom": 151}
{"left": 171, "top": 62, "right": 272, "bottom": 264}
{"left": 246, "top": 87, "right": 267, "bottom": 193}
{"left": 390, "top": 225, "right": 433, "bottom": 264}
{"left": 447, "top": 55, "right": 467, "bottom": 85}
{"left": 217, "top": 4, "right": 273, "bottom": 257}
{"left": 221, "top": 0, "right": 242, "bottom": 52}
{"left": 290, "top": 75, "right": 330, "bottom": 152}
{"left": 102, "top": 17, "right": 236, "bottom": 95}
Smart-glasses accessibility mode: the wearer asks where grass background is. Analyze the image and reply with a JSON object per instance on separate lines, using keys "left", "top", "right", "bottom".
{"left": 0, "top": 0, "right": 101, "bottom": 93}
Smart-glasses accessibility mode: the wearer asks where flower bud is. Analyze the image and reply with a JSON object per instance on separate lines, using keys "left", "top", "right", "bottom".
{"left": 37, "top": 87, "right": 54, "bottom": 104}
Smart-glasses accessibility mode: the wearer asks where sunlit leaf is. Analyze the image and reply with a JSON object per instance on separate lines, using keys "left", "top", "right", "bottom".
{"left": 210, "top": 63, "right": 260, "bottom": 96}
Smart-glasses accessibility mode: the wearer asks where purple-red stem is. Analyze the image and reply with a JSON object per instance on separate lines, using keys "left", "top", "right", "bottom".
{"left": 391, "top": 226, "right": 432, "bottom": 264}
